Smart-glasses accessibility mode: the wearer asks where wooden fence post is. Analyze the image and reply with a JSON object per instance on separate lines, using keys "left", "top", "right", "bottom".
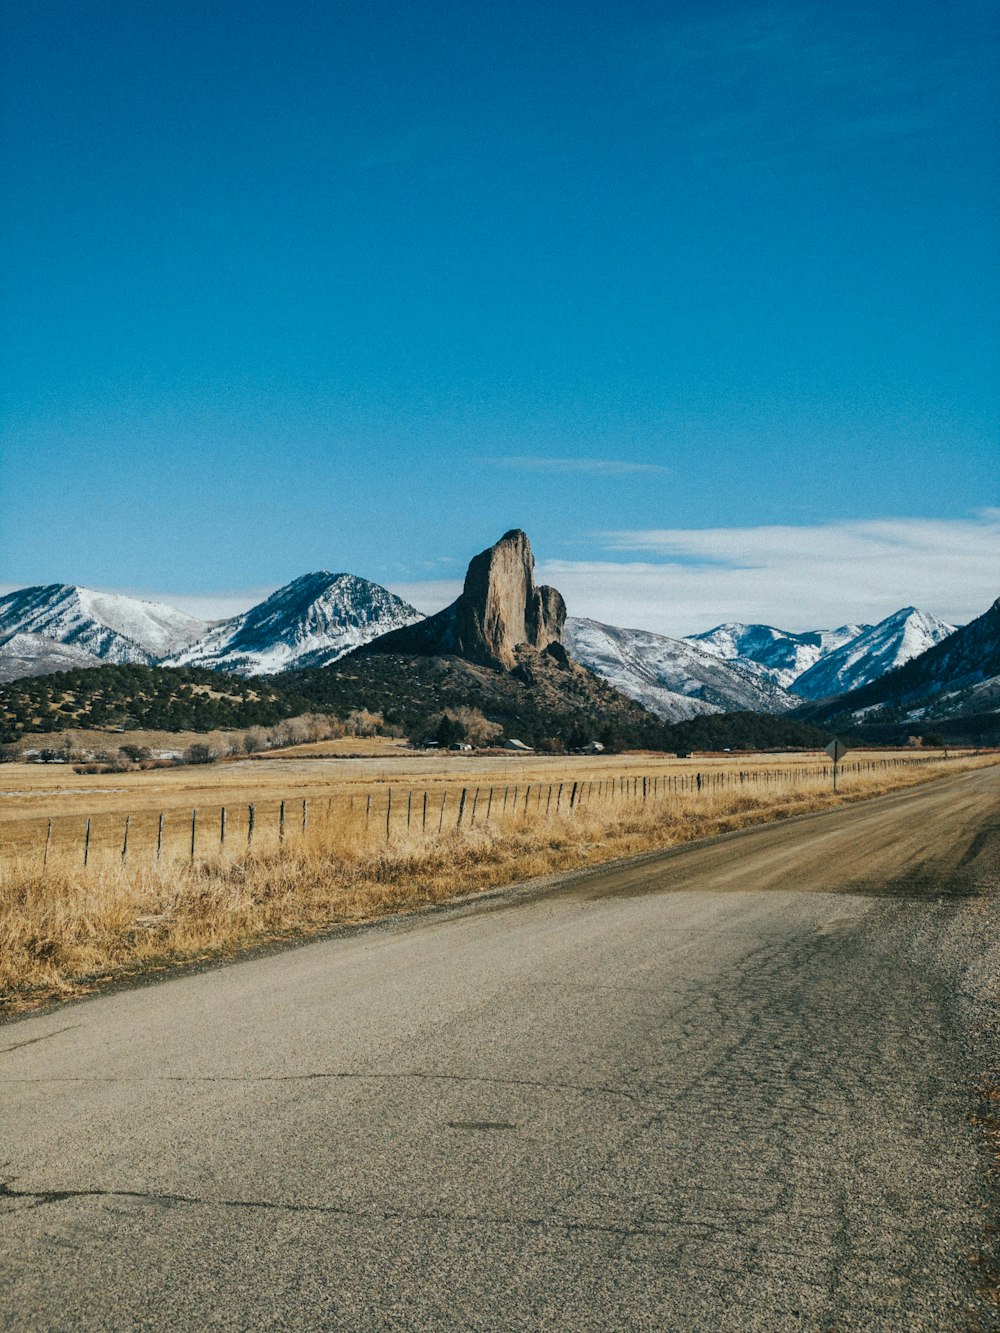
{"left": 43, "top": 819, "right": 51, "bottom": 868}
{"left": 302, "top": 799, "right": 308, "bottom": 834}
{"left": 248, "top": 803, "right": 255, "bottom": 846}
{"left": 190, "top": 809, "right": 196, "bottom": 861}
{"left": 157, "top": 812, "right": 163, "bottom": 860}
{"left": 366, "top": 793, "right": 371, "bottom": 826}
{"left": 220, "top": 806, "right": 226, "bottom": 847}
{"left": 386, "top": 788, "right": 392, "bottom": 841}
{"left": 470, "top": 787, "right": 479, "bottom": 825}
{"left": 121, "top": 814, "right": 130, "bottom": 864}
{"left": 422, "top": 791, "right": 428, "bottom": 832}
{"left": 486, "top": 787, "right": 493, "bottom": 822}
{"left": 84, "top": 817, "right": 91, "bottom": 867}
{"left": 439, "top": 792, "right": 447, "bottom": 832}
{"left": 457, "top": 788, "right": 468, "bottom": 826}
{"left": 407, "top": 790, "right": 412, "bottom": 830}
{"left": 279, "top": 800, "right": 285, "bottom": 843}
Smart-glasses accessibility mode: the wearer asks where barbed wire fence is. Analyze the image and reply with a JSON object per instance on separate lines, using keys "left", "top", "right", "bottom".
{"left": 5, "top": 753, "right": 954, "bottom": 872}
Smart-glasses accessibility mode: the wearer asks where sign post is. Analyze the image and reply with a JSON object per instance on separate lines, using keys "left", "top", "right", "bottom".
{"left": 825, "top": 739, "right": 848, "bottom": 792}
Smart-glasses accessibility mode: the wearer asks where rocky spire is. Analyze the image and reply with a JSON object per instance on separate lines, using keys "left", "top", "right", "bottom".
{"left": 366, "top": 529, "right": 567, "bottom": 670}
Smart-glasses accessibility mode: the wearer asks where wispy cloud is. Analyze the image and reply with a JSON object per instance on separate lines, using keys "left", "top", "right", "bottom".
{"left": 484, "top": 456, "right": 668, "bottom": 476}
{"left": 392, "top": 514, "right": 1000, "bottom": 636}
{"left": 534, "top": 512, "right": 1000, "bottom": 635}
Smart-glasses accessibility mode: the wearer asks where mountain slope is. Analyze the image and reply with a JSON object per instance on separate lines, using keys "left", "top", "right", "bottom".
{"left": 791, "top": 607, "right": 956, "bottom": 700}
{"left": 0, "top": 632, "right": 104, "bottom": 683}
{"left": 563, "top": 617, "right": 798, "bottom": 721}
{"left": 168, "top": 572, "right": 423, "bottom": 676}
{"left": 687, "top": 622, "right": 869, "bottom": 689}
{"left": 0, "top": 663, "right": 313, "bottom": 741}
{"left": 799, "top": 597, "right": 1000, "bottom": 733}
{"left": 0, "top": 584, "right": 208, "bottom": 678}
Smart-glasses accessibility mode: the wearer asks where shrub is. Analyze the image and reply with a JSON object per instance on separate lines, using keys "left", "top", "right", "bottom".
{"left": 119, "top": 744, "right": 151, "bottom": 763}
{"left": 183, "top": 743, "right": 218, "bottom": 765}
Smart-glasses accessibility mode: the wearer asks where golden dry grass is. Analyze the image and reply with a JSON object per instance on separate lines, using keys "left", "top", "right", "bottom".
{"left": 2, "top": 751, "right": 996, "bottom": 1015}
{"left": 0, "top": 746, "right": 969, "bottom": 862}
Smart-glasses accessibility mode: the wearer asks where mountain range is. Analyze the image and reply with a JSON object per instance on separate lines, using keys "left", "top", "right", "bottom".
{"left": 0, "top": 548, "right": 989, "bottom": 736}
{"left": 798, "top": 598, "right": 1000, "bottom": 740}
{"left": 0, "top": 583, "right": 206, "bottom": 670}
{"left": 687, "top": 608, "right": 955, "bottom": 700}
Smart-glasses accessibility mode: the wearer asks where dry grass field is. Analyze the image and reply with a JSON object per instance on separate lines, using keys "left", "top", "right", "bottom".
{"left": 0, "top": 745, "right": 967, "bottom": 866}
{"left": 2, "top": 745, "right": 996, "bottom": 1014}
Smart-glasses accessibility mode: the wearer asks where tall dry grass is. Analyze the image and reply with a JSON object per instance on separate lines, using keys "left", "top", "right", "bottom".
{"left": 1, "top": 754, "right": 995, "bottom": 1014}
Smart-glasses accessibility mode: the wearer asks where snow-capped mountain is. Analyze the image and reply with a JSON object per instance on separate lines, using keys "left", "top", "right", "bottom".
{"left": 790, "top": 607, "right": 956, "bottom": 700}
{"left": 563, "top": 617, "right": 798, "bottom": 722}
{"left": 687, "top": 622, "right": 869, "bottom": 690}
{"left": 800, "top": 598, "right": 997, "bottom": 730}
{"left": 168, "top": 572, "right": 424, "bottom": 676}
{"left": 0, "top": 583, "right": 208, "bottom": 679}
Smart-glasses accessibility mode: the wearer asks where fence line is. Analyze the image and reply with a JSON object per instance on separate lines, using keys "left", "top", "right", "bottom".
{"left": 10, "top": 753, "right": 959, "bottom": 871}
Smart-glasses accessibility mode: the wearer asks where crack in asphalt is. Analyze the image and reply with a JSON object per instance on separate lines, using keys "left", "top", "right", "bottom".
{"left": 0, "top": 1024, "right": 81, "bottom": 1055}
{"left": 0, "top": 1180, "right": 679, "bottom": 1240}
{"left": 2, "top": 1068, "right": 642, "bottom": 1104}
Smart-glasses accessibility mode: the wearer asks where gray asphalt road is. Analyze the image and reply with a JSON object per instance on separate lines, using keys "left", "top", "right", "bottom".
{"left": 2, "top": 766, "right": 999, "bottom": 1331}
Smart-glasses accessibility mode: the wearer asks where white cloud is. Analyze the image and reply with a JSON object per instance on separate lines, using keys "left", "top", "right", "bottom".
{"left": 538, "top": 513, "right": 1000, "bottom": 635}
{"left": 483, "top": 456, "right": 668, "bottom": 475}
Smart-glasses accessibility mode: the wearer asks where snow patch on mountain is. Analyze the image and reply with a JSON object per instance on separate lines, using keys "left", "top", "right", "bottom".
{"left": 687, "top": 622, "right": 869, "bottom": 689}
{"left": 0, "top": 632, "right": 104, "bottom": 682}
{"left": 169, "top": 572, "right": 424, "bottom": 676}
{"left": 564, "top": 617, "right": 798, "bottom": 721}
{"left": 0, "top": 584, "right": 209, "bottom": 668}
{"left": 790, "top": 607, "right": 957, "bottom": 700}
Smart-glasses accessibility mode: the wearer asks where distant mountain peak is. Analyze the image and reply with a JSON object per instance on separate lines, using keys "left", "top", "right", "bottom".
{"left": 0, "top": 583, "right": 208, "bottom": 680}
{"left": 790, "top": 606, "right": 956, "bottom": 700}
{"left": 167, "top": 571, "right": 424, "bottom": 676}
{"left": 686, "top": 621, "right": 870, "bottom": 689}
{"left": 799, "top": 595, "right": 998, "bottom": 735}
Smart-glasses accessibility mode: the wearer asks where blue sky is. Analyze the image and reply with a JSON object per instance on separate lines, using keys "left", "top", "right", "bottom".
{"left": 2, "top": 0, "right": 997, "bottom": 633}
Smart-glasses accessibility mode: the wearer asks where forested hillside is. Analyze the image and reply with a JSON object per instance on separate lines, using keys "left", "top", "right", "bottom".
{"left": 0, "top": 664, "right": 311, "bottom": 742}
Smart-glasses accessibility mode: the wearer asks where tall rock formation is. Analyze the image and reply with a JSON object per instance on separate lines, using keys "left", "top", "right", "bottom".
{"left": 367, "top": 529, "right": 567, "bottom": 670}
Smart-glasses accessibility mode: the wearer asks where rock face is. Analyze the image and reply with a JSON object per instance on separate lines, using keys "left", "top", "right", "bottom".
{"left": 367, "top": 529, "right": 566, "bottom": 670}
